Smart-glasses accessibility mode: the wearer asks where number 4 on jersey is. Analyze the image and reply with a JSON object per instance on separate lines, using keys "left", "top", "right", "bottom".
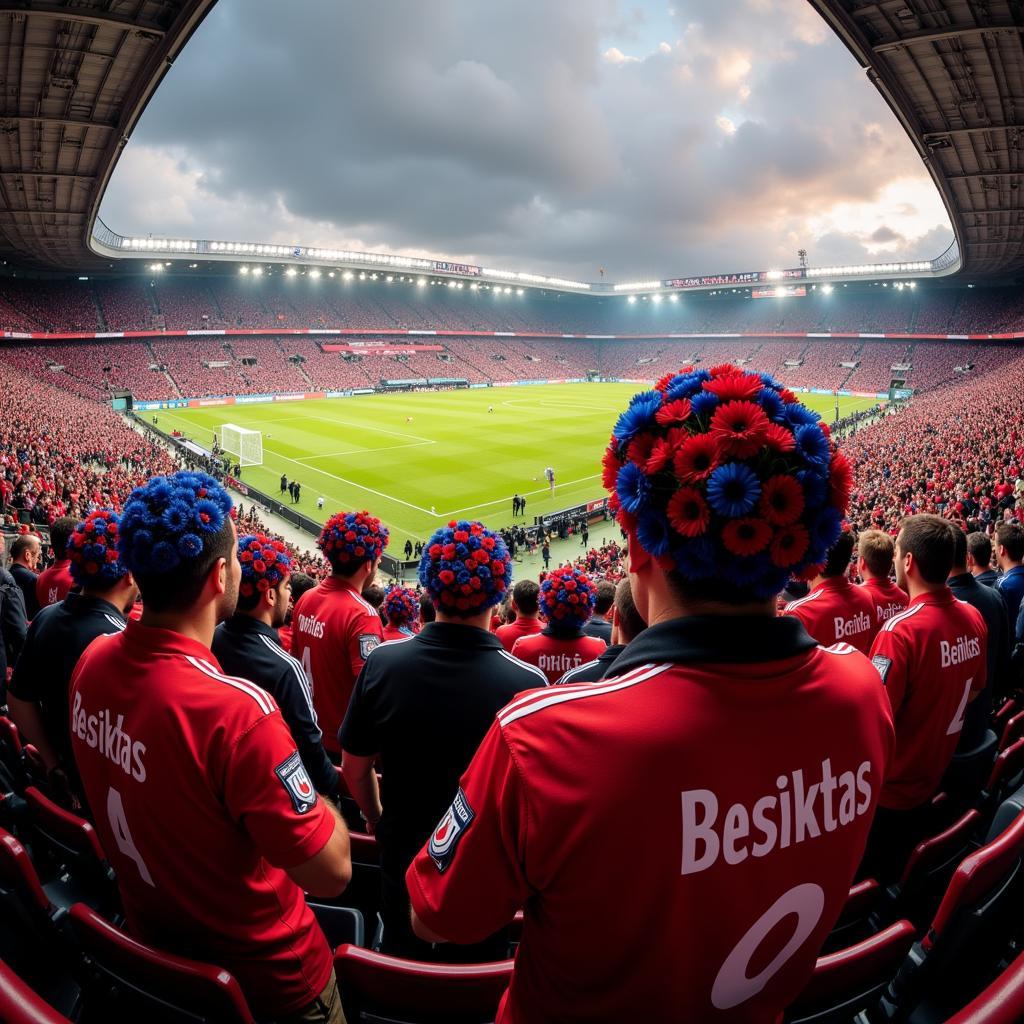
{"left": 107, "top": 786, "right": 155, "bottom": 887}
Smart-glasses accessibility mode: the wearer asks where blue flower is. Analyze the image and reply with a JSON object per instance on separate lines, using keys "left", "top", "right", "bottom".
{"left": 92, "top": 518, "right": 107, "bottom": 533}
{"left": 194, "top": 498, "right": 225, "bottom": 534}
{"left": 797, "top": 468, "right": 829, "bottom": 509}
{"left": 636, "top": 509, "right": 672, "bottom": 558}
{"left": 706, "top": 462, "right": 762, "bottom": 518}
{"left": 795, "top": 424, "right": 830, "bottom": 467}
{"left": 782, "top": 403, "right": 820, "bottom": 429}
{"left": 146, "top": 480, "right": 173, "bottom": 505}
{"left": 757, "top": 388, "right": 785, "bottom": 421}
{"left": 162, "top": 501, "right": 193, "bottom": 532}
{"left": 150, "top": 542, "right": 181, "bottom": 574}
{"left": 811, "top": 506, "right": 843, "bottom": 552}
{"left": 177, "top": 533, "right": 203, "bottom": 559}
{"left": 665, "top": 372, "right": 708, "bottom": 402}
{"left": 612, "top": 390, "right": 662, "bottom": 444}
{"left": 616, "top": 461, "right": 651, "bottom": 515}
{"left": 722, "top": 553, "right": 773, "bottom": 588}
{"left": 690, "top": 391, "right": 719, "bottom": 418}
{"left": 759, "top": 372, "right": 784, "bottom": 391}
{"left": 674, "top": 537, "right": 717, "bottom": 580}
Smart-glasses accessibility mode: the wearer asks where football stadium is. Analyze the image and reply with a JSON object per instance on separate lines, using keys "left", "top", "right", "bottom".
{"left": 0, "top": 1, "right": 1022, "bottom": 1022}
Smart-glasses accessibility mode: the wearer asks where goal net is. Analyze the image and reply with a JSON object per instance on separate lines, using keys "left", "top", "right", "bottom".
{"left": 219, "top": 423, "right": 264, "bottom": 467}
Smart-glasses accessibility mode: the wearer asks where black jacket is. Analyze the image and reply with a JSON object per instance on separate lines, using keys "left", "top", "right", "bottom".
{"left": 9, "top": 563, "right": 40, "bottom": 620}
{"left": 0, "top": 567, "right": 27, "bottom": 706}
{"left": 557, "top": 643, "right": 626, "bottom": 684}
{"left": 212, "top": 614, "right": 339, "bottom": 799}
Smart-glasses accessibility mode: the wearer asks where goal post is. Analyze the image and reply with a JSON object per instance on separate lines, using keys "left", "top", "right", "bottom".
{"left": 219, "top": 423, "right": 264, "bottom": 467}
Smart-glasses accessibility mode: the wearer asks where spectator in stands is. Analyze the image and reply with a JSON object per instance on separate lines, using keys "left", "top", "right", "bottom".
{"left": 418, "top": 591, "right": 435, "bottom": 628}
{"left": 291, "top": 511, "right": 388, "bottom": 762}
{"left": 69, "top": 472, "right": 351, "bottom": 1023}
{"left": 995, "top": 521, "right": 1024, "bottom": 630}
{"left": 857, "top": 529, "right": 909, "bottom": 631}
{"left": 0, "top": 534, "right": 28, "bottom": 709}
{"left": 380, "top": 585, "right": 418, "bottom": 641}
{"left": 278, "top": 570, "right": 316, "bottom": 654}
{"left": 863, "top": 515, "right": 987, "bottom": 881}
{"left": 8, "top": 532, "right": 41, "bottom": 620}
{"left": 557, "top": 577, "right": 646, "bottom": 684}
{"left": 948, "top": 526, "right": 1010, "bottom": 743}
{"left": 511, "top": 566, "right": 606, "bottom": 683}
{"left": 583, "top": 579, "right": 615, "bottom": 643}
{"left": 494, "top": 579, "right": 543, "bottom": 653}
{"left": 968, "top": 531, "right": 1000, "bottom": 588}
{"left": 407, "top": 367, "right": 893, "bottom": 1022}
{"left": 341, "top": 520, "right": 543, "bottom": 959}
{"left": 8, "top": 510, "right": 136, "bottom": 808}
{"left": 784, "top": 531, "right": 877, "bottom": 653}
{"left": 212, "top": 534, "right": 339, "bottom": 805}
{"left": 36, "top": 516, "right": 77, "bottom": 610}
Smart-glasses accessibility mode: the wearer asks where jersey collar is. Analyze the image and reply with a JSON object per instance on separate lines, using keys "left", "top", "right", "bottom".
{"left": 418, "top": 621, "right": 503, "bottom": 650}
{"left": 606, "top": 615, "right": 818, "bottom": 677}
{"left": 64, "top": 592, "right": 126, "bottom": 620}
{"left": 908, "top": 587, "right": 956, "bottom": 608}
{"left": 541, "top": 626, "right": 587, "bottom": 639}
{"left": 121, "top": 618, "right": 219, "bottom": 663}
{"left": 221, "top": 613, "right": 279, "bottom": 642}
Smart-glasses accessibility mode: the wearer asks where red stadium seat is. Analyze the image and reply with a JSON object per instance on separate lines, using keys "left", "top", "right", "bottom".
{"left": 66, "top": 902, "right": 255, "bottom": 1024}
{"left": 22, "top": 787, "right": 118, "bottom": 913}
{"left": 993, "top": 698, "right": 1021, "bottom": 735}
{"left": 981, "top": 737, "right": 1024, "bottom": 810}
{"left": 999, "top": 711, "right": 1024, "bottom": 753}
{"left": 0, "top": 960, "right": 71, "bottom": 1024}
{"left": 350, "top": 831, "right": 379, "bottom": 866}
{"left": 333, "top": 943, "right": 513, "bottom": 1024}
{"left": 785, "top": 920, "right": 916, "bottom": 1023}
{"left": 871, "top": 807, "right": 1024, "bottom": 1020}
{"left": 946, "top": 949, "right": 1024, "bottom": 1023}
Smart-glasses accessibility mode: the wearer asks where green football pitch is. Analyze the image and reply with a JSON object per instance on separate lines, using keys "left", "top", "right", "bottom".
{"left": 154, "top": 384, "right": 877, "bottom": 547}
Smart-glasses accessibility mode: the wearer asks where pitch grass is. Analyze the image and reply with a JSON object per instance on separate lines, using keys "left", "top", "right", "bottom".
{"left": 155, "top": 384, "right": 877, "bottom": 547}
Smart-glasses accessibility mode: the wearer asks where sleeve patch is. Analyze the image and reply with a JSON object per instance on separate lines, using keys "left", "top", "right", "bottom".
{"left": 359, "top": 634, "right": 381, "bottom": 660}
{"left": 871, "top": 655, "right": 892, "bottom": 684}
{"left": 274, "top": 751, "right": 318, "bottom": 814}
{"left": 428, "top": 788, "right": 475, "bottom": 873}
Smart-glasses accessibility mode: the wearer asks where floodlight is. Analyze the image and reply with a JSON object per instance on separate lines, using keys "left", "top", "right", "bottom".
{"left": 821, "top": 283, "right": 833, "bottom": 295}
{"left": 252, "top": 266, "right": 263, "bottom": 276}
{"left": 628, "top": 295, "right": 637, "bottom": 304}
{"left": 310, "top": 269, "right": 321, "bottom": 279}
{"left": 669, "top": 294, "right": 679, "bottom": 303}
{"left": 286, "top": 267, "right": 298, "bottom": 277}
{"left": 417, "top": 277, "right": 427, "bottom": 286}
{"left": 652, "top": 294, "right": 662, "bottom": 304}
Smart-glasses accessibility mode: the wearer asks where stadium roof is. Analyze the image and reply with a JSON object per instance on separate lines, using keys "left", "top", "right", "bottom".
{"left": 0, "top": 0, "right": 216, "bottom": 270}
{"left": 810, "top": 0, "right": 1024, "bottom": 280}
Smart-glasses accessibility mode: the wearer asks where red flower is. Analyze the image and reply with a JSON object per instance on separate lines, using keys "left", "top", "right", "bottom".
{"left": 439, "top": 570, "right": 455, "bottom": 584}
{"left": 442, "top": 544, "right": 457, "bottom": 559}
{"left": 473, "top": 548, "right": 489, "bottom": 563}
{"left": 257, "top": 579, "right": 270, "bottom": 592}
{"left": 481, "top": 536, "right": 496, "bottom": 550}
{"left": 601, "top": 443, "right": 622, "bottom": 490}
{"left": 770, "top": 524, "right": 810, "bottom": 567}
{"left": 779, "top": 388, "right": 798, "bottom": 404}
{"left": 454, "top": 530, "right": 469, "bottom": 542}
{"left": 704, "top": 374, "right": 761, "bottom": 403}
{"left": 722, "top": 518, "right": 772, "bottom": 557}
{"left": 253, "top": 559, "right": 267, "bottom": 573}
{"left": 655, "top": 398, "right": 692, "bottom": 426}
{"left": 491, "top": 560, "right": 505, "bottom": 575}
{"left": 708, "top": 363, "right": 742, "bottom": 377}
{"left": 240, "top": 551, "right": 254, "bottom": 563}
{"left": 709, "top": 401, "right": 770, "bottom": 459}
{"left": 764, "top": 423, "right": 796, "bottom": 453}
{"left": 667, "top": 487, "right": 711, "bottom": 537}
{"left": 828, "top": 450, "right": 854, "bottom": 512}
{"left": 464, "top": 559, "right": 476, "bottom": 570}
{"left": 654, "top": 371, "right": 677, "bottom": 392}
{"left": 645, "top": 438, "right": 674, "bottom": 474}
{"left": 345, "top": 530, "right": 357, "bottom": 542}
{"left": 429, "top": 544, "right": 443, "bottom": 558}
{"left": 627, "top": 434, "right": 657, "bottom": 468}
{"left": 760, "top": 476, "right": 805, "bottom": 526}
{"left": 673, "top": 434, "right": 719, "bottom": 483}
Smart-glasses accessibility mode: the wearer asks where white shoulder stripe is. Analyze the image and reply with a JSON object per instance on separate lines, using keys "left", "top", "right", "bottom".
{"left": 785, "top": 589, "right": 822, "bottom": 613}
{"left": 103, "top": 614, "right": 127, "bottom": 631}
{"left": 348, "top": 590, "right": 377, "bottom": 616}
{"left": 556, "top": 658, "right": 601, "bottom": 685}
{"left": 498, "top": 663, "right": 670, "bottom": 727}
{"left": 820, "top": 642, "right": 858, "bottom": 655}
{"left": 374, "top": 636, "right": 415, "bottom": 651}
{"left": 186, "top": 655, "right": 275, "bottom": 715}
{"left": 497, "top": 649, "right": 549, "bottom": 685}
{"left": 882, "top": 602, "right": 924, "bottom": 633}
{"left": 256, "top": 634, "right": 319, "bottom": 727}
{"left": 497, "top": 660, "right": 658, "bottom": 718}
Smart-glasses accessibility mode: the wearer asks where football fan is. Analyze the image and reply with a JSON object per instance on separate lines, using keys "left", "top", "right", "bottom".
{"left": 557, "top": 577, "right": 646, "bottom": 684}
{"left": 212, "top": 534, "right": 339, "bottom": 803}
{"left": 494, "top": 579, "right": 543, "bottom": 652}
{"left": 510, "top": 566, "right": 606, "bottom": 683}
{"left": 36, "top": 515, "right": 77, "bottom": 609}
{"left": 340, "top": 520, "right": 543, "bottom": 958}
{"left": 69, "top": 472, "right": 351, "bottom": 1023}
{"left": 290, "top": 510, "right": 388, "bottom": 759}
{"left": 407, "top": 365, "right": 894, "bottom": 1023}
{"left": 380, "top": 585, "right": 419, "bottom": 641}
{"left": 857, "top": 529, "right": 910, "bottom": 630}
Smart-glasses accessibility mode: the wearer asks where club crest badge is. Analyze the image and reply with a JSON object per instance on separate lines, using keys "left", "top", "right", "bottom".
{"left": 275, "top": 752, "right": 317, "bottom": 814}
{"left": 871, "top": 655, "right": 892, "bottom": 684}
{"left": 359, "top": 634, "right": 380, "bottom": 660}
{"left": 428, "top": 788, "right": 475, "bottom": 873}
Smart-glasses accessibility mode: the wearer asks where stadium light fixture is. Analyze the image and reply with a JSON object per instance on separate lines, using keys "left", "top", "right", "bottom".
{"left": 669, "top": 294, "right": 679, "bottom": 303}
{"left": 417, "top": 277, "right": 427, "bottom": 286}
{"left": 628, "top": 295, "right": 637, "bottom": 304}
{"left": 504, "top": 287, "right": 512, "bottom": 294}
{"left": 516, "top": 288, "right": 524, "bottom": 295}
{"left": 358, "top": 272, "right": 366, "bottom": 280}
{"left": 652, "top": 294, "right": 662, "bottom": 304}
{"left": 386, "top": 275, "right": 393, "bottom": 282}
{"left": 821, "top": 283, "right": 833, "bottom": 294}
{"left": 252, "top": 266, "right": 263, "bottom": 277}
{"left": 469, "top": 282, "right": 478, "bottom": 290}
{"left": 309, "top": 269, "right": 321, "bottom": 279}
{"left": 343, "top": 271, "right": 354, "bottom": 280}
{"left": 285, "top": 267, "right": 298, "bottom": 278}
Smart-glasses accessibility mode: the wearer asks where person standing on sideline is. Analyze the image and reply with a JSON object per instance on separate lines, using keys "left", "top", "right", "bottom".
{"left": 406, "top": 365, "right": 893, "bottom": 1022}
{"left": 541, "top": 539, "right": 550, "bottom": 570}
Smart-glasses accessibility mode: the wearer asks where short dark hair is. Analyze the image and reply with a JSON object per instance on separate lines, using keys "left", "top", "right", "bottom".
{"left": 996, "top": 521, "right": 1024, "bottom": 563}
{"left": 822, "top": 530, "right": 856, "bottom": 578}
{"left": 967, "top": 532, "right": 992, "bottom": 570}
{"left": 594, "top": 580, "right": 616, "bottom": 616}
{"left": 133, "top": 517, "right": 235, "bottom": 613}
{"left": 950, "top": 526, "right": 968, "bottom": 569}
{"left": 10, "top": 534, "right": 39, "bottom": 563}
{"left": 362, "top": 583, "right": 384, "bottom": 610}
{"left": 858, "top": 530, "right": 894, "bottom": 579}
{"left": 613, "top": 579, "right": 645, "bottom": 643}
{"left": 289, "top": 572, "right": 317, "bottom": 603}
{"left": 419, "top": 591, "right": 436, "bottom": 624}
{"left": 898, "top": 514, "right": 955, "bottom": 585}
{"left": 49, "top": 517, "right": 77, "bottom": 560}
{"left": 511, "top": 579, "right": 539, "bottom": 616}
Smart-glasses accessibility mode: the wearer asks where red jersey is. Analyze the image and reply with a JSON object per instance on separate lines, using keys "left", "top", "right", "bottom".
{"left": 382, "top": 623, "right": 415, "bottom": 642}
{"left": 783, "top": 577, "right": 876, "bottom": 655}
{"left": 869, "top": 589, "right": 987, "bottom": 810}
{"left": 277, "top": 622, "right": 293, "bottom": 653}
{"left": 68, "top": 621, "right": 335, "bottom": 1016}
{"left": 495, "top": 617, "right": 543, "bottom": 654}
{"left": 291, "top": 575, "right": 383, "bottom": 755}
{"left": 860, "top": 578, "right": 910, "bottom": 635}
{"left": 510, "top": 630, "right": 606, "bottom": 685}
{"left": 36, "top": 559, "right": 74, "bottom": 609}
{"left": 408, "top": 616, "right": 893, "bottom": 1023}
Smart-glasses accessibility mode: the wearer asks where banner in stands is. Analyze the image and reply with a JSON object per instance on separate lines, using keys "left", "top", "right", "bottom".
{"left": 537, "top": 497, "right": 609, "bottom": 529}
{"left": 321, "top": 343, "right": 444, "bottom": 353}
{"left": 752, "top": 286, "right": 807, "bottom": 299}
{"left": 432, "top": 260, "right": 481, "bottom": 276}
{"left": 225, "top": 475, "right": 249, "bottom": 496}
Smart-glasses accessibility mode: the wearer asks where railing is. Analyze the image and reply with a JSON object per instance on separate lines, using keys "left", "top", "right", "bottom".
{"left": 930, "top": 239, "right": 961, "bottom": 274}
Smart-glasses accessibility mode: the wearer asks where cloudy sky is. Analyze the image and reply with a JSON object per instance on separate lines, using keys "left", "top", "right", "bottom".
{"left": 99, "top": 0, "right": 954, "bottom": 281}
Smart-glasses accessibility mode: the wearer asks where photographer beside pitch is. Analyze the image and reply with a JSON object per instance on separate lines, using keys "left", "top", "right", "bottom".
{"left": 406, "top": 367, "right": 894, "bottom": 1022}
